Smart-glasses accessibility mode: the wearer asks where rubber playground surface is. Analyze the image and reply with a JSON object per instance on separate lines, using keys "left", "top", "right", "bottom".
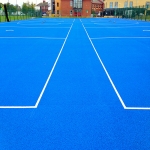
{"left": 0, "top": 18, "right": 150, "bottom": 149}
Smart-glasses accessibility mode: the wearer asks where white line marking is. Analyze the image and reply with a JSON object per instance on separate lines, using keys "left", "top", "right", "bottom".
{"left": 85, "top": 26, "right": 150, "bottom": 28}
{"left": 81, "top": 20, "right": 126, "bottom": 109}
{"left": 82, "top": 20, "right": 150, "bottom": 110}
{"left": 0, "top": 37, "right": 65, "bottom": 40}
{"left": 19, "top": 23, "right": 62, "bottom": 26}
{"left": 94, "top": 23, "right": 133, "bottom": 26}
{"left": 34, "top": 23, "right": 73, "bottom": 108}
{"left": 0, "top": 24, "right": 72, "bottom": 109}
{"left": 91, "top": 37, "right": 150, "bottom": 39}
{"left": 6, "top": 30, "right": 14, "bottom": 32}
{"left": 125, "top": 107, "right": 150, "bottom": 110}
{"left": 0, "top": 106, "right": 36, "bottom": 109}
{"left": 143, "top": 30, "right": 150, "bottom": 32}
{"left": 0, "top": 26, "right": 70, "bottom": 28}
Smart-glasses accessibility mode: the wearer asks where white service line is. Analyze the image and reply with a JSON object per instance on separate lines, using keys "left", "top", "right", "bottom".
{"left": 6, "top": 30, "right": 14, "bottom": 32}
{"left": 85, "top": 26, "right": 150, "bottom": 28}
{"left": 125, "top": 107, "right": 150, "bottom": 110}
{"left": 0, "top": 106, "right": 36, "bottom": 109}
{"left": 0, "top": 24, "right": 72, "bottom": 109}
{"left": 0, "top": 37, "right": 65, "bottom": 40}
{"left": 82, "top": 20, "right": 150, "bottom": 111}
{"left": 91, "top": 37, "right": 150, "bottom": 39}
{"left": 34, "top": 23, "right": 73, "bottom": 108}
{"left": 0, "top": 26, "right": 70, "bottom": 28}
{"left": 143, "top": 30, "right": 150, "bottom": 31}
{"left": 81, "top": 20, "right": 126, "bottom": 109}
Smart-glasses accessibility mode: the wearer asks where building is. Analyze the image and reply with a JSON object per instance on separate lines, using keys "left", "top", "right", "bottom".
{"left": 55, "top": 0, "right": 60, "bottom": 16}
{"left": 37, "top": 0, "right": 49, "bottom": 15}
{"left": 104, "top": 0, "right": 150, "bottom": 9}
{"left": 92, "top": 0, "right": 104, "bottom": 16}
{"left": 37, "top": 0, "right": 105, "bottom": 17}
{"left": 53, "top": 0, "right": 91, "bottom": 17}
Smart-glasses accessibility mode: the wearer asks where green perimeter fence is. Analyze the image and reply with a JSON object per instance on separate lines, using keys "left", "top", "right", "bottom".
{"left": 0, "top": 6, "right": 42, "bottom": 22}
{"left": 113, "top": 5, "right": 150, "bottom": 21}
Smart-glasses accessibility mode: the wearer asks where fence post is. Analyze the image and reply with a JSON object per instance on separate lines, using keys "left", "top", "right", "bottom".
{"left": 145, "top": 5, "right": 147, "bottom": 21}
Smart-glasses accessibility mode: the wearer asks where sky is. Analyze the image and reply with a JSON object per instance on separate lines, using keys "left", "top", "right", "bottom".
{"left": 0, "top": 0, "right": 50, "bottom": 6}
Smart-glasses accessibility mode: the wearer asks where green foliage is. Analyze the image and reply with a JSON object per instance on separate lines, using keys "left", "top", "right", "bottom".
{"left": 22, "top": 3, "right": 35, "bottom": 14}
{"left": 92, "top": 10, "right": 95, "bottom": 14}
{"left": 6, "top": 3, "right": 17, "bottom": 12}
{"left": 22, "top": 3, "right": 29, "bottom": 14}
{"left": 0, "top": 3, "right": 3, "bottom": 9}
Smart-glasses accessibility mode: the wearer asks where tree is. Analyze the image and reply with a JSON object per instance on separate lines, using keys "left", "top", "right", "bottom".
{"left": 6, "top": 3, "right": 17, "bottom": 13}
{"left": 22, "top": 3, "right": 28, "bottom": 14}
{"left": 22, "top": 2, "right": 35, "bottom": 14}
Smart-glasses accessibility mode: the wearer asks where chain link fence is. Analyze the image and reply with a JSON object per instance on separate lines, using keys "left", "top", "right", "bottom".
{"left": 113, "top": 5, "right": 150, "bottom": 21}
{"left": 0, "top": 4, "right": 42, "bottom": 23}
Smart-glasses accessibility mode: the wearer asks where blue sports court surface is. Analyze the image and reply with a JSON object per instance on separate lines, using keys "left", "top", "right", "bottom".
{"left": 0, "top": 18, "right": 150, "bottom": 149}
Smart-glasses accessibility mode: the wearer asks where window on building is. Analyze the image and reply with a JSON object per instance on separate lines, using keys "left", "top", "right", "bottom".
{"left": 73, "top": 0, "right": 82, "bottom": 8}
{"left": 70, "top": 1, "right": 72, "bottom": 6}
{"left": 114, "top": 2, "right": 118, "bottom": 8}
{"left": 57, "top": 10, "right": 59, "bottom": 14}
{"left": 110, "top": 2, "right": 113, "bottom": 8}
{"left": 146, "top": 2, "right": 150, "bottom": 8}
{"left": 129, "top": 1, "right": 133, "bottom": 7}
{"left": 57, "top": 3, "right": 59, "bottom": 7}
{"left": 124, "top": 1, "right": 128, "bottom": 8}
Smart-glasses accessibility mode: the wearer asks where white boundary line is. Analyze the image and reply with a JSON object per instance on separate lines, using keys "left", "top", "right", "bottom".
{"left": 0, "top": 26, "right": 70, "bottom": 28}
{"left": 85, "top": 26, "right": 150, "bottom": 28}
{"left": 94, "top": 23, "right": 135, "bottom": 26}
{"left": 34, "top": 21, "right": 74, "bottom": 108}
{"left": 0, "top": 37, "right": 65, "bottom": 40}
{"left": 91, "top": 37, "right": 150, "bottom": 39}
{"left": 0, "top": 106, "right": 36, "bottom": 109}
{"left": 0, "top": 22, "right": 73, "bottom": 109}
{"left": 6, "top": 30, "right": 14, "bottom": 32}
{"left": 81, "top": 20, "right": 150, "bottom": 110}
{"left": 17, "top": 23, "right": 62, "bottom": 26}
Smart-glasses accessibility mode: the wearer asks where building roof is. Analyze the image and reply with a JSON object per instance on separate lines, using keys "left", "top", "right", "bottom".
{"left": 92, "top": 0, "right": 104, "bottom": 4}
{"left": 37, "top": 2, "right": 48, "bottom": 6}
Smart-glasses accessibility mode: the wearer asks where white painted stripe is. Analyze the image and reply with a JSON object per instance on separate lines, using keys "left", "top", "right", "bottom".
{"left": 34, "top": 23, "right": 73, "bottom": 108}
{"left": 94, "top": 23, "right": 133, "bottom": 26}
{"left": 81, "top": 20, "right": 127, "bottom": 109}
{"left": 0, "top": 37, "right": 65, "bottom": 40}
{"left": 143, "top": 30, "right": 150, "bottom": 31}
{"left": 0, "top": 26, "right": 70, "bottom": 28}
{"left": 91, "top": 37, "right": 150, "bottom": 39}
{"left": 18, "top": 23, "right": 62, "bottom": 26}
{"left": 6, "top": 30, "right": 14, "bottom": 32}
{"left": 0, "top": 106, "right": 36, "bottom": 109}
{"left": 0, "top": 24, "right": 72, "bottom": 109}
{"left": 85, "top": 26, "right": 150, "bottom": 28}
{"left": 125, "top": 107, "right": 150, "bottom": 110}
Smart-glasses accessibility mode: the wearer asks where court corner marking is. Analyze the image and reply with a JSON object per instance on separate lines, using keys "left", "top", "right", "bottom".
{"left": 0, "top": 105, "right": 37, "bottom": 109}
{"left": 34, "top": 22, "right": 74, "bottom": 108}
{"left": 81, "top": 21, "right": 150, "bottom": 111}
{"left": 124, "top": 106, "right": 150, "bottom": 110}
